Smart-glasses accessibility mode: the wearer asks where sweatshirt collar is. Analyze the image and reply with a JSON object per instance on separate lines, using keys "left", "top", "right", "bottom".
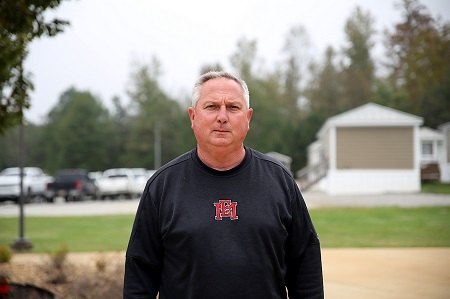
{"left": 192, "top": 146, "right": 251, "bottom": 176}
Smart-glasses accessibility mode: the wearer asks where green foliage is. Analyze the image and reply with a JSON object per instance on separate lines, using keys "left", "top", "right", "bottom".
{"left": 42, "top": 88, "right": 115, "bottom": 173}
{"left": 341, "top": 6, "right": 376, "bottom": 109}
{"left": 124, "top": 58, "right": 195, "bottom": 168}
{"left": 95, "top": 254, "right": 107, "bottom": 272}
{"left": 229, "top": 37, "right": 258, "bottom": 81}
{"left": 305, "top": 47, "right": 342, "bottom": 118}
{"left": 384, "top": 0, "right": 450, "bottom": 127}
{"left": 0, "top": 0, "right": 68, "bottom": 134}
{"left": 46, "top": 244, "right": 69, "bottom": 283}
{"left": 291, "top": 111, "right": 327, "bottom": 171}
{"left": 0, "top": 122, "right": 47, "bottom": 171}
{"left": 48, "top": 244, "right": 69, "bottom": 270}
{"left": 0, "top": 245, "right": 12, "bottom": 263}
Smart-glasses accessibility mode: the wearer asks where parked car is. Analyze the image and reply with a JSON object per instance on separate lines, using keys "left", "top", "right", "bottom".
{"left": 88, "top": 171, "right": 103, "bottom": 188}
{"left": 0, "top": 167, "right": 53, "bottom": 203}
{"left": 96, "top": 168, "right": 137, "bottom": 199}
{"left": 88, "top": 171, "right": 103, "bottom": 183}
{"left": 46, "top": 169, "right": 100, "bottom": 202}
{"left": 130, "top": 168, "right": 150, "bottom": 197}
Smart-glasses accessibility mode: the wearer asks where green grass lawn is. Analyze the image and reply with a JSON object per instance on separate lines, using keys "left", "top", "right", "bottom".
{"left": 0, "top": 207, "right": 449, "bottom": 253}
{"left": 421, "top": 182, "right": 450, "bottom": 194}
{"left": 0, "top": 215, "right": 135, "bottom": 253}
{"left": 310, "top": 207, "right": 450, "bottom": 247}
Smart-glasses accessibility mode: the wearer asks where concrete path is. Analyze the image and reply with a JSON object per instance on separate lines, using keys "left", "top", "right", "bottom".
{"left": 303, "top": 191, "right": 450, "bottom": 208}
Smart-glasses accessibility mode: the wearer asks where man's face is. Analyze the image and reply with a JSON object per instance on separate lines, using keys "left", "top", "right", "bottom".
{"left": 188, "top": 77, "right": 253, "bottom": 150}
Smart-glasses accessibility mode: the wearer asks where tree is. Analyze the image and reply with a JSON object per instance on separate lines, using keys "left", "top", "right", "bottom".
{"left": 305, "top": 46, "right": 342, "bottom": 118}
{"left": 229, "top": 39, "right": 281, "bottom": 151}
{"left": 341, "top": 6, "right": 376, "bottom": 109}
{"left": 230, "top": 37, "right": 258, "bottom": 81}
{"left": 42, "top": 88, "right": 114, "bottom": 173}
{"left": 0, "top": 0, "right": 68, "bottom": 134}
{"left": 125, "top": 58, "right": 193, "bottom": 169}
{"left": 108, "top": 95, "right": 129, "bottom": 163}
{"left": 384, "top": 0, "right": 450, "bottom": 127}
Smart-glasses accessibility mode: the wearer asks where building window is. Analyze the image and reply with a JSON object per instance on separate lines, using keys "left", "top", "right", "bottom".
{"left": 421, "top": 141, "right": 433, "bottom": 156}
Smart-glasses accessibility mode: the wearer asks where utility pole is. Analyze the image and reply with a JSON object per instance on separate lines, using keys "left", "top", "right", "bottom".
{"left": 154, "top": 122, "right": 161, "bottom": 169}
{"left": 11, "top": 120, "right": 33, "bottom": 252}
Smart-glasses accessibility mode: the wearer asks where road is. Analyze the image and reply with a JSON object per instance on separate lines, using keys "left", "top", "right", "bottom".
{"left": 1, "top": 191, "right": 449, "bottom": 218}
{"left": 0, "top": 197, "right": 140, "bottom": 217}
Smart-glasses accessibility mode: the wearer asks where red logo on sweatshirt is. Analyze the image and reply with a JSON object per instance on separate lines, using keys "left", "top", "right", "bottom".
{"left": 214, "top": 200, "right": 238, "bottom": 220}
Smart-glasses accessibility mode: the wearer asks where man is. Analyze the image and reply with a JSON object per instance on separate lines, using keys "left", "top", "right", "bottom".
{"left": 123, "top": 71, "right": 324, "bottom": 298}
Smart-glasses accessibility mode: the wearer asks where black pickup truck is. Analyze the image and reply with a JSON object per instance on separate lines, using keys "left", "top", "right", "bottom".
{"left": 45, "top": 169, "right": 100, "bottom": 202}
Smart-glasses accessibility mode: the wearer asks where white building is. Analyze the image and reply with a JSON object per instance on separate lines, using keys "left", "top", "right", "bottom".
{"left": 300, "top": 103, "right": 424, "bottom": 195}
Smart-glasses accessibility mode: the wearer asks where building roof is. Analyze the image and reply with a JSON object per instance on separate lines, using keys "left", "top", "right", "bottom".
{"left": 317, "top": 102, "right": 423, "bottom": 138}
{"left": 420, "top": 127, "right": 444, "bottom": 141}
{"left": 265, "top": 151, "right": 293, "bottom": 163}
{"left": 438, "top": 121, "right": 450, "bottom": 132}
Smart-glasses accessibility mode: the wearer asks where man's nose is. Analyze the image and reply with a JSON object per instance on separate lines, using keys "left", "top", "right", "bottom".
{"left": 217, "top": 106, "right": 228, "bottom": 123}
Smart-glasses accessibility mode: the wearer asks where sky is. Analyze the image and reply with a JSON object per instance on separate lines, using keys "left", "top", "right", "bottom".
{"left": 23, "top": 0, "right": 449, "bottom": 124}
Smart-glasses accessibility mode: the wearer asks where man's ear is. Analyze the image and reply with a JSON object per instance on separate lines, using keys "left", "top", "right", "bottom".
{"left": 188, "top": 107, "right": 195, "bottom": 127}
{"left": 247, "top": 108, "right": 253, "bottom": 122}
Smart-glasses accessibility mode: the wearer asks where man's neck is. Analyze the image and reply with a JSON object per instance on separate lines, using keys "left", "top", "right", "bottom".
{"left": 197, "top": 145, "right": 246, "bottom": 171}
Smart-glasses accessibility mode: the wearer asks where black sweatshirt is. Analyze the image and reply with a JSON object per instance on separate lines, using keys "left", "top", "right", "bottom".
{"left": 124, "top": 147, "right": 324, "bottom": 299}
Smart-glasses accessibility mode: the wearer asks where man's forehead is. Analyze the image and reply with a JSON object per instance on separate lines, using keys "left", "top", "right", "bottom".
{"left": 200, "top": 82, "right": 244, "bottom": 100}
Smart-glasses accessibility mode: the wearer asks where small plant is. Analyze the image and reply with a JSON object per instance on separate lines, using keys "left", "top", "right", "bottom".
{"left": 49, "top": 244, "right": 69, "bottom": 270}
{"left": 95, "top": 254, "right": 107, "bottom": 272}
{"left": 0, "top": 246, "right": 12, "bottom": 264}
{"left": 46, "top": 244, "right": 70, "bottom": 284}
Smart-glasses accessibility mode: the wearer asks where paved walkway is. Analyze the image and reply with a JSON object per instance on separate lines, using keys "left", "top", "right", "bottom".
{"left": 303, "top": 191, "right": 450, "bottom": 208}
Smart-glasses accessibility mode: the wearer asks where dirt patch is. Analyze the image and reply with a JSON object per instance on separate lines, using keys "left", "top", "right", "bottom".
{"left": 0, "top": 252, "right": 125, "bottom": 298}
{"left": 322, "top": 248, "right": 450, "bottom": 299}
{"left": 1, "top": 248, "right": 449, "bottom": 298}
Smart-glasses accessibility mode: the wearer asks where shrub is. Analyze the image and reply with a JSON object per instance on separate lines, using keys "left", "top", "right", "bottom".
{"left": 45, "top": 245, "right": 70, "bottom": 284}
{"left": 95, "top": 254, "right": 107, "bottom": 272}
{"left": 0, "top": 246, "right": 12, "bottom": 264}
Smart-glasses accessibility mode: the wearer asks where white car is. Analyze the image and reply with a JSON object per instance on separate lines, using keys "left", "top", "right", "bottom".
{"left": 96, "top": 168, "right": 136, "bottom": 199}
{"left": 0, "top": 167, "right": 53, "bottom": 203}
{"left": 130, "top": 168, "right": 150, "bottom": 197}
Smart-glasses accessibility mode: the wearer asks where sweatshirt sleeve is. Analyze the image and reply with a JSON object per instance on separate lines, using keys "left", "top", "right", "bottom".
{"left": 285, "top": 186, "right": 324, "bottom": 299}
{"left": 123, "top": 190, "right": 162, "bottom": 299}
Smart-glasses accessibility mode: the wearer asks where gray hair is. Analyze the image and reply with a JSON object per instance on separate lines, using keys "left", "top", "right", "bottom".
{"left": 191, "top": 71, "right": 250, "bottom": 108}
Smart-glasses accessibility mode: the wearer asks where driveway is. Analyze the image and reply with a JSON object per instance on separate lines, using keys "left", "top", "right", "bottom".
{"left": 302, "top": 191, "right": 450, "bottom": 208}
